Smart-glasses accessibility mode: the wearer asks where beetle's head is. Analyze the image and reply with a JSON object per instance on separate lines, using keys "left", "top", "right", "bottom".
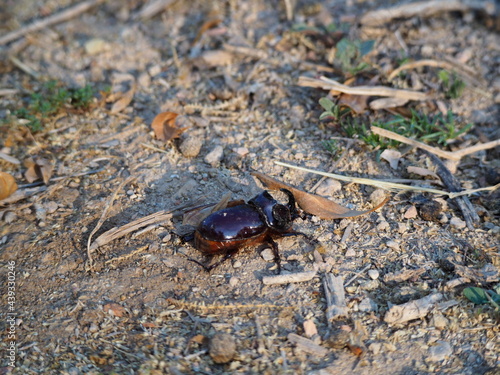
{"left": 249, "top": 189, "right": 298, "bottom": 231}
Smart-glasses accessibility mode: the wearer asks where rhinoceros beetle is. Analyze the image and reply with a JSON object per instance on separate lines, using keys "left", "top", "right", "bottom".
{"left": 186, "top": 189, "right": 306, "bottom": 273}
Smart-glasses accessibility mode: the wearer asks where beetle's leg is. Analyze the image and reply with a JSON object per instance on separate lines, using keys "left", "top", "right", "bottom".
{"left": 282, "top": 231, "right": 310, "bottom": 240}
{"left": 266, "top": 236, "right": 281, "bottom": 274}
{"left": 184, "top": 250, "right": 239, "bottom": 272}
{"left": 180, "top": 231, "right": 195, "bottom": 243}
{"left": 204, "top": 249, "right": 240, "bottom": 272}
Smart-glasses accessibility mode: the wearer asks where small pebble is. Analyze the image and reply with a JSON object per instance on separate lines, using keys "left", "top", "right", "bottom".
{"left": 450, "top": 217, "right": 466, "bottom": 229}
{"left": 386, "top": 240, "right": 400, "bottom": 251}
{"left": 359, "top": 297, "right": 378, "bottom": 312}
{"left": 233, "top": 147, "right": 249, "bottom": 156}
{"left": 209, "top": 333, "right": 236, "bottom": 364}
{"left": 4, "top": 211, "right": 17, "bottom": 223}
{"left": 232, "top": 260, "right": 242, "bottom": 268}
{"left": 369, "top": 342, "right": 382, "bottom": 355}
{"left": 204, "top": 145, "right": 224, "bottom": 166}
{"left": 345, "top": 248, "right": 356, "bottom": 257}
{"left": 430, "top": 313, "right": 449, "bottom": 330}
{"left": 368, "top": 269, "right": 379, "bottom": 280}
{"left": 360, "top": 280, "right": 379, "bottom": 291}
{"left": 179, "top": 133, "right": 203, "bottom": 158}
{"left": 404, "top": 206, "right": 418, "bottom": 219}
{"left": 418, "top": 200, "right": 442, "bottom": 221}
{"left": 316, "top": 179, "right": 342, "bottom": 197}
{"left": 303, "top": 319, "right": 318, "bottom": 338}
{"left": 397, "top": 223, "right": 407, "bottom": 233}
{"left": 428, "top": 341, "right": 452, "bottom": 361}
{"left": 260, "top": 248, "right": 275, "bottom": 262}
{"left": 370, "top": 189, "right": 387, "bottom": 206}
{"left": 377, "top": 220, "right": 390, "bottom": 231}
{"left": 229, "top": 276, "right": 239, "bottom": 287}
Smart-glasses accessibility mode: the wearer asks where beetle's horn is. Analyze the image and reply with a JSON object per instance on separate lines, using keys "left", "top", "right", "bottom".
{"left": 280, "top": 189, "right": 298, "bottom": 220}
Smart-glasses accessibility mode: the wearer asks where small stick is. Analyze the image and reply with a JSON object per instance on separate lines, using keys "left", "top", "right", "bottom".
{"left": 323, "top": 274, "right": 349, "bottom": 321}
{"left": 384, "top": 293, "right": 443, "bottom": 324}
{"left": 371, "top": 126, "right": 500, "bottom": 162}
{"left": 388, "top": 59, "right": 483, "bottom": 86}
{"left": 344, "top": 264, "right": 372, "bottom": 287}
{"left": 425, "top": 151, "right": 480, "bottom": 229}
{"left": 287, "top": 334, "right": 328, "bottom": 357}
{"left": 262, "top": 270, "right": 317, "bottom": 285}
{"left": 86, "top": 176, "right": 136, "bottom": 269}
{"left": 134, "top": 0, "right": 178, "bottom": 20}
{"left": 360, "top": 0, "right": 494, "bottom": 26}
{"left": 0, "top": 0, "right": 105, "bottom": 45}
{"left": 298, "top": 76, "right": 428, "bottom": 101}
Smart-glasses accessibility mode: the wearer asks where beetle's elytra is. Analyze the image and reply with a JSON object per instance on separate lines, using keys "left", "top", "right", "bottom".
{"left": 189, "top": 189, "right": 305, "bottom": 273}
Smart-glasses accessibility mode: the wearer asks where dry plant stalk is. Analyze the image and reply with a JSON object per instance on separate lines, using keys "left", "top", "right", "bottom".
{"left": 360, "top": 0, "right": 494, "bottom": 26}
{"left": 86, "top": 176, "right": 136, "bottom": 268}
{"left": 0, "top": 0, "right": 105, "bottom": 45}
{"left": 275, "top": 161, "right": 500, "bottom": 199}
{"left": 166, "top": 298, "right": 293, "bottom": 312}
{"left": 298, "top": 76, "right": 428, "bottom": 101}
{"left": 371, "top": 126, "right": 500, "bottom": 162}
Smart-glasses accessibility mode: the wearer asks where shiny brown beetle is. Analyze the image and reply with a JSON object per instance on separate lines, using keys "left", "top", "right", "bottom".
{"left": 187, "top": 189, "right": 305, "bottom": 272}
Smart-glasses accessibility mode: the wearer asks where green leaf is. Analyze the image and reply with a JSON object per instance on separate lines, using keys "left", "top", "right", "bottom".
{"left": 463, "top": 287, "right": 490, "bottom": 304}
{"left": 319, "top": 97, "right": 335, "bottom": 112}
{"left": 359, "top": 40, "right": 375, "bottom": 57}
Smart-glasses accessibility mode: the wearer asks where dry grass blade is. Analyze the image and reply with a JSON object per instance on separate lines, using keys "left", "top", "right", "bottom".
{"left": 371, "top": 126, "right": 500, "bottom": 162}
{"left": 298, "top": 76, "right": 428, "bottom": 101}
{"left": 360, "top": 0, "right": 493, "bottom": 26}
{"left": 275, "top": 161, "right": 500, "bottom": 199}
{"left": 86, "top": 176, "right": 136, "bottom": 269}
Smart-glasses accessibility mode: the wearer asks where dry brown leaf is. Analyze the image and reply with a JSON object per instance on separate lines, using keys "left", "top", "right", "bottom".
{"left": 183, "top": 192, "right": 232, "bottom": 226}
{"left": 0, "top": 172, "right": 17, "bottom": 200}
{"left": 252, "top": 172, "right": 389, "bottom": 220}
{"left": 24, "top": 157, "right": 53, "bottom": 184}
{"left": 103, "top": 302, "right": 126, "bottom": 317}
{"left": 380, "top": 149, "right": 401, "bottom": 169}
{"left": 338, "top": 93, "right": 369, "bottom": 114}
{"left": 151, "top": 111, "right": 187, "bottom": 142}
{"left": 111, "top": 83, "right": 136, "bottom": 114}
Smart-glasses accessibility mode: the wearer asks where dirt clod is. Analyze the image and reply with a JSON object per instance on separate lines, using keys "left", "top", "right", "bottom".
{"left": 209, "top": 332, "right": 237, "bottom": 364}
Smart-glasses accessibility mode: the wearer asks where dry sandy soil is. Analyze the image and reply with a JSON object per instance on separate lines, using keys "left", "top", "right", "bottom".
{"left": 1, "top": 0, "right": 499, "bottom": 374}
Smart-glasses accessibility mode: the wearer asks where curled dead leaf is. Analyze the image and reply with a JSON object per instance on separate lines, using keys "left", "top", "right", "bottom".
{"left": 24, "top": 157, "right": 53, "bottom": 184}
{"left": 151, "top": 111, "right": 187, "bottom": 142}
{"left": 111, "top": 83, "right": 136, "bottom": 114}
{"left": 252, "top": 172, "right": 389, "bottom": 220}
{"left": 338, "top": 93, "right": 369, "bottom": 114}
{"left": 0, "top": 172, "right": 17, "bottom": 200}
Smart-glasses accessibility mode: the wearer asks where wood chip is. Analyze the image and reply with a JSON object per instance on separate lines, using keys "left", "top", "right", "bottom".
{"left": 262, "top": 271, "right": 317, "bottom": 285}
{"left": 384, "top": 293, "right": 443, "bottom": 324}
{"left": 287, "top": 333, "right": 328, "bottom": 357}
{"left": 323, "top": 274, "right": 348, "bottom": 321}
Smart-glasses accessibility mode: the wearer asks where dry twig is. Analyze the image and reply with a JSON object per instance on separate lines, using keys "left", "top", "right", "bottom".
{"left": 298, "top": 76, "right": 428, "bottom": 101}
{"left": 134, "top": 0, "right": 178, "bottom": 20}
{"left": 86, "top": 176, "right": 136, "bottom": 269}
{"left": 360, "top": 0, "right": 495, "bottom": 26}
{"left": 0, "top": 0, "right": 105, "bottom": 45}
